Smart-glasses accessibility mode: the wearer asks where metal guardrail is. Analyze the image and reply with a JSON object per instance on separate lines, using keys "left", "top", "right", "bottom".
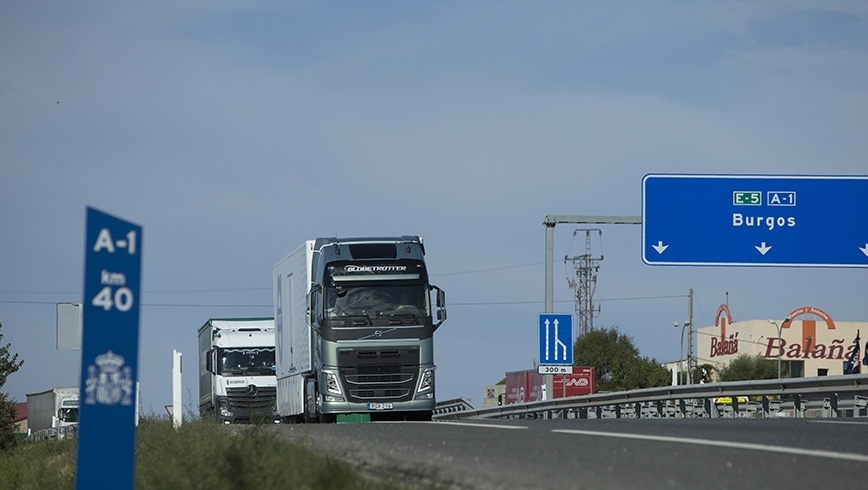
{"left": 29, "top": 424, "right": 79, "bottom": 441}
{"left": 435, "top": 374, "right": 868, "bottom": 420}
{"left": 434, "top": 397, "right": 476, "bottom": 416}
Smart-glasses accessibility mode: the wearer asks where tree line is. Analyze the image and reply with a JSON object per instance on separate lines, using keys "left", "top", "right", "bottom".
{"left": 0, "top": 322, "right": 25, "bottom": 452}
{"left": 574, "top": 326, "right": 778, "bottom": 393}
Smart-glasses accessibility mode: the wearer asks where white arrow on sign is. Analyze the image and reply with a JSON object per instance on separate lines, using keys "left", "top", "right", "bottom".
{"left": 553, "top": 318, "right": 567, "bottom": 361}
{"left": 544, "top": 318, "right": 568, "bottom": 362}
{"left": 755, "top": 242, "right": 772, "bottom": 255}
{"left": 652, "top": 241, "right": 669, "bottom": 254}
{"left": 860, "top": 244, "right": 868, "bottom": 257}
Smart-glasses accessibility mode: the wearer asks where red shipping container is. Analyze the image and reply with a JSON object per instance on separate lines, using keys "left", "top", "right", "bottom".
{"left": 504, "top": 367, "right": 595, "bottom": 405}
{"left": 552, "top": 367, "right": 596, "bottom": 398}
{"left": 505, "top": 370, "right": 543, "bottom": 405}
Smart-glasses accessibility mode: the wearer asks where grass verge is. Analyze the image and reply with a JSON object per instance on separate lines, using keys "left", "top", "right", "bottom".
{"left": 0, "top": 417, "right": 406, "bottom": 490}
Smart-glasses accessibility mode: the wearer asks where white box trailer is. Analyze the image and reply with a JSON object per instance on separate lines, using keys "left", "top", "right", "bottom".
{"left": 273, "top": 240, "right": 314, "bottom": 420}
{"left": 26, "top": 386, "right": 79, "bottom": 432}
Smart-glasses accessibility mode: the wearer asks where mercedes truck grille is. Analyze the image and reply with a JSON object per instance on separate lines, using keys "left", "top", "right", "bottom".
{"left": 226, "top": 386, "right": 276, "bottom": 413}
{"left": 338, "top": 347, "right": 419, "bottom": 403}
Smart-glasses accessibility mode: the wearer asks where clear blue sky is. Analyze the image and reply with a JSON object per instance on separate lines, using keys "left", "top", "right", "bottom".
{"left": 2, "top": 1, "right": 867, "bottom": 412}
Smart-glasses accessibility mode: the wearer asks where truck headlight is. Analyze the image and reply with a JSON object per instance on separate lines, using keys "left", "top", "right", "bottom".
{"left": 323, "top": 370, "right": 342, "bottom": 395}
{"left": 219, "top": 402, "right": 232, "bottom": 418}
{"left": 416, "top": 368, "right": 434, "bottom": 394}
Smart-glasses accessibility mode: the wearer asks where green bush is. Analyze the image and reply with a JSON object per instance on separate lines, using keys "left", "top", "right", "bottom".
{"left": 717, "top": 353, "right": 777, "bottom": 381}
{"left": 135, "top": 418, "right": 382, "bottom": 490}
{"left": 0, "top": 418, "right": 405, "bottom": 490}
{"left": 0, "top": 436, "right": 76, "bottom": 490}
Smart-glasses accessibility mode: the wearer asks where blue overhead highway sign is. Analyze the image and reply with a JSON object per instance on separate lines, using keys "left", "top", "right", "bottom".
{"left": 539, "top": 314, "right": 572, "bottom": 366}
{"left": 642, "top": 174, "right": 868, "bottom": 267}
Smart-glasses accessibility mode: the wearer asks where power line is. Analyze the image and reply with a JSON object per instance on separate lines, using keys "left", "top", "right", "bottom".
{"left": 0, "top": 287, "right": 270, "bottom": 295}
{"left": 596, "top": 294, "right": 687, "bottom": 302}
{"left": 432, "top": 262, "right": 543, "bottom": 277}
{"left": 144, "top": 304, "right": 271, "bottom": 308}
{"left": 451, "top": 295, "right": 685, "bottom": 306}
{"left": 0, "top": 263, "right": 543, "bottom": 297}
{"left": 0, "top": 300, "right": 270, "bottom": 308}
{"left": 1, "top": 294, "right": 686, "bottom": 308}
{"left": 451, "top": 300, "right": 551, "bottom": 306}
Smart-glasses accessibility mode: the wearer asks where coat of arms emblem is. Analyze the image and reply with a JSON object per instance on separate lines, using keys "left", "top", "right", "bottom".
{"left": 85, "top": 350, "right": 133, "bottom": 406}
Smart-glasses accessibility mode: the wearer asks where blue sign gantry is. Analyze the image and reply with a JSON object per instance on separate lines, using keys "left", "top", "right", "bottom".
{"left": 539, "top": 314, "right": 573, "bottom": 365}
{"left": 76, "top": 208, "right": 143, "bottom": 490}
{"left": 642, "top": 174, "right": 868, "bottom": 267}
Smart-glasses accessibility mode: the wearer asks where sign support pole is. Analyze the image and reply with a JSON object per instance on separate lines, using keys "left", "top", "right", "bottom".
{"left": 543, "top": 216, "right": 640, "bottom": 410}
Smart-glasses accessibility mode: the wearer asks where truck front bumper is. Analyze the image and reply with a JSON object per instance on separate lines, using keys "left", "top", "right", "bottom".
{"left": 320, "top": 397, "right": 435, "bottom": 415}
{"left": 215, "top": 395, "right": 280, "bottom": 424}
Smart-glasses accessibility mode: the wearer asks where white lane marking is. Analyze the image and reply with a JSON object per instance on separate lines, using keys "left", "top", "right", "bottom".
{"left": 553, "top": 429, "right": 868, "bottom": 463}
{"left": 435, "top": 421, "right": 528, "bottom": 430}
{"left": 810, "top": 420, "right": 868, "bottom": 426}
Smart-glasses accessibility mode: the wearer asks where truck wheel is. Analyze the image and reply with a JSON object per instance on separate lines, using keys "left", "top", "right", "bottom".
{"left": 318, "top": 413, "right": 336, "bottom": 424}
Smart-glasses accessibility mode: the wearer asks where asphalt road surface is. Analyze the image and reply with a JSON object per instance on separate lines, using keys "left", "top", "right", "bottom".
{"left": 271, "top": 417, "right": 868, "bottom": 490}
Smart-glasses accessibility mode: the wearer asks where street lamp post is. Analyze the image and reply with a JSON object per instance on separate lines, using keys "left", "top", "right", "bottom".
{"left": 674, "top": 322, "right": 683, "bottom": 385}
{"left": 767, "top": 319, "right": 786, "bottom": 379}
{"left": 674, "top": 321, "right": 691, "bottom": 385}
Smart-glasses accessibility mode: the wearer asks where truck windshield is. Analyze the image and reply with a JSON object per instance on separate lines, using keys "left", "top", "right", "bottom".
{"left": 58, "top": 407, "right": 79, "bottom": 423}
{"left": 219, "top": 348, "right": 276, "bottom": 376}
{"left": 325, "top": 284, "right": 430, "bottom": 320}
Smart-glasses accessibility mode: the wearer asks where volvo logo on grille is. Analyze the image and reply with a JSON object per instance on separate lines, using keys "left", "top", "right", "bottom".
{"left": 359, "top": 327, "right": 397, "bottom": 341}
{"left": 246, "top": 385, "right": 258, "bottom": 397}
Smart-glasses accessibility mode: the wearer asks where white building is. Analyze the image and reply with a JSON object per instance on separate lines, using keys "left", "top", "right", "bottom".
{"left": 692, "top": 304, "right": 865, "bottom": 379}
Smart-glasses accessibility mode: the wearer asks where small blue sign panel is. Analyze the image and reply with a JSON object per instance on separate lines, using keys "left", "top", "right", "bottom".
{"left": 76, "top": 208, "right": 142, "bottom": 490}
{"left": 642, "top": 174, "right": 868, "bottom": 267}
{"left": 539, "top": 314, "right": 573, "bottom": 365}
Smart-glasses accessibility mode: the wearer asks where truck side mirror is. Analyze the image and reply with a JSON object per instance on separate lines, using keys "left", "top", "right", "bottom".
{"left": 307, "top": 284, "right": 321, "bottom": 330}
{"left": 205, "top": 349, "right": 214, "bottom": 373}
{"left": 431, "top": 285, "right": 446, "bottom": 330}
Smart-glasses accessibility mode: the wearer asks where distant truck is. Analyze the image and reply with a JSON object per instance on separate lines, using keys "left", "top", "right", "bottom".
{"left": 273, "top": 236, "right": 446, "bottom": 423}
{"left": 504, "top": 368, "right": 596, "bottom": 405}
{"left": 26, "top": 387, "right": 79, "bottom": 432}
{"left": 198, "top": 318, "right": 278, "bottom": 424}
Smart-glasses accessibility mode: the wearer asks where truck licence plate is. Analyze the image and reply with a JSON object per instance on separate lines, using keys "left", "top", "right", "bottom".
{"left": 367, "top": 403, "right": 393, "bottom": 410}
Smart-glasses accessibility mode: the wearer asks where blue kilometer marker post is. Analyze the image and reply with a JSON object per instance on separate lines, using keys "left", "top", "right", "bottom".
{"left": 642, "top": 174, "right": 868, "bottom": 268}
{"left": 76, "top": 208, "right": 142, "bottom": 490}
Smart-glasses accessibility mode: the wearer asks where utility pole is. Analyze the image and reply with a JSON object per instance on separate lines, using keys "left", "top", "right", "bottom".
{"left": 543, "top": 215, "right": 640, "bottom": 405}
{"left": 544, "top": 215, "right": 640, "bottom": 313}
{"left": 687, "top": 288, "right": 694, "bottom": 385}
{"left": 565, "top": 229, "right": 603, "bottom": 337}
